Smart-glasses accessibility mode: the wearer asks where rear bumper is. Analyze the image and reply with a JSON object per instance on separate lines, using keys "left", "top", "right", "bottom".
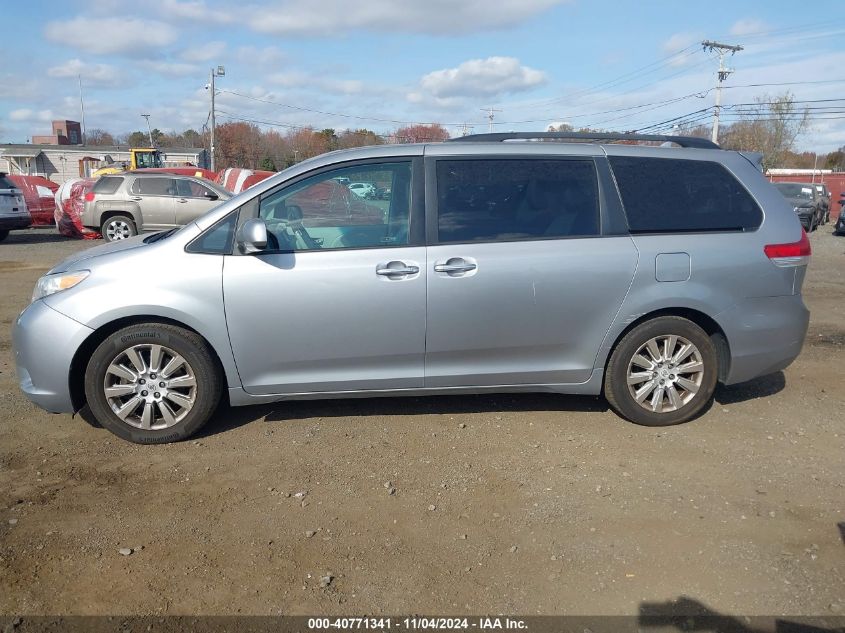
{"left": 718, "top": 295, "right": 810, "bottom": 385}
{"left": 13, "top": 300, "right": 93, "bottom": 413}
{"left": 0, "top": 216, "right": 31, "bottom": 231}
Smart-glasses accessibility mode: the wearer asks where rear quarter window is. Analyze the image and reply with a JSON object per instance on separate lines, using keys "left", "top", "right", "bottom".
{"left": 609, "top": 157, "right": 763, "bottom": 233}
{"left": 92, "top": 176, "right": 124, "bottom": 195}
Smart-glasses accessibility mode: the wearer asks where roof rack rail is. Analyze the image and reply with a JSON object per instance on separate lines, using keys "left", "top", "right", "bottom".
{"left": 448, "top": 132, "right": 720, "bottom": 150}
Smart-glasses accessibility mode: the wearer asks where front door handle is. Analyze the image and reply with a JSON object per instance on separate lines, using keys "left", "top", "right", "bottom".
{"left": 376, "top": 262, "right": 419, "bottom": 276}
{"left": 130, "top": 196, "right": 142, "bottom": 201}
{"left": 434, "top": 261, "right": 477, "bottom": 274}
{"left": 177, "top": 198, "right": 188, "bottom": 203}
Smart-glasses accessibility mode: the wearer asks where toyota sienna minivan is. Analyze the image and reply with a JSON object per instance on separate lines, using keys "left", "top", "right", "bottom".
{"left": 13, "top": 133, "right": 811, "bottom": 443}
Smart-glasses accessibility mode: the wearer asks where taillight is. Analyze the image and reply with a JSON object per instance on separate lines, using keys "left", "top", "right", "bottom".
{"left": 764, "top": 230, "right": 811, "bottom": 267}
{"left": 84, "top": 192, "right": 95, "bottom": 202}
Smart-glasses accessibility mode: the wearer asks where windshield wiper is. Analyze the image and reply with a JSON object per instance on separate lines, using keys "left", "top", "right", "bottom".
{"left": 144, "top": 228, "right": 178, "bottom": 244}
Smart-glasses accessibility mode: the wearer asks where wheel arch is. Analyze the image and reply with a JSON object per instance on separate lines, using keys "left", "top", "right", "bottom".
{"left": 603, "top": 307, "right": 731, "bottom": 385}
{"left": 68, "top": 315, "right": 229, "bottom": 412}
{"left": 99, "top": 209, "right": 140, "bottom": 228}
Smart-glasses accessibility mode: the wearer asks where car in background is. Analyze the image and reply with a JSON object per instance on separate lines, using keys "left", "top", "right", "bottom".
{"left": 813, "top": 183, "right": 831, "bottom": 224}
{"left": 375, "top": 186, "right": 392, "bottom": 200}
{"left": 348, "top": 182, "right": 376, "bottom": 199}
{"left": 835, "top": 193, "right": 845, "bottom": 236}
{"left": 8, "top": 174, "right": 59, "bottom": 226}
{"left": 0, "top": 172, "right": 31, "bottom": 242}
{"left": 82, "top": 173, "right": 231, "bottom": 242}
{"left": 772, "top": 181, "right": 823, "bottom": 231}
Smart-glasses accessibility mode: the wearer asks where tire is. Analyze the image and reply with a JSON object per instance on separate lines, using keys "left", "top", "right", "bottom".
{"left": 0, "top": 229, "right": 8, "bottom": 242}
{"left": 604, "top": 316, "right": 718, "bottom": 427}
{"left": 101, "top": 215, "right": 137, "bottom": 242}
{"left": 84, "top": 324, "right": 221, "bottom": 443}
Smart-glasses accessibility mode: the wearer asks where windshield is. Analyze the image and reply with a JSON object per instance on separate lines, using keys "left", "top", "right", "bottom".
{"left": 135, "top": 151, "right": 163, "bottom": 169}
{"left": 774, "top": 183, "right": 814, "bottom": 200}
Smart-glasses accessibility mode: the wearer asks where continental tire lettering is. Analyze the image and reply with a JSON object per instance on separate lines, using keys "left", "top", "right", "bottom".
{"left": 120, "top": 332, "right": 162, "bottom": 344}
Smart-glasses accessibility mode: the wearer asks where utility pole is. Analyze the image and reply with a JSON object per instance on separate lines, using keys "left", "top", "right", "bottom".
{"left": 702, "top": 40, "right": 743, "bottom": 144}
{"left": 78, "top": 75, "right": 86, "bottom": 145}
{"left": 141, "top": 114, "right": 154, "bottom": 147}
{"left": 459, "top": 122, "right": 473, "bottom": 137}
{"left": 208, "top": 65, "right": 225, "bottom": 171}
{"left": 481, "top": 107, "right": 502, "bottom": 133}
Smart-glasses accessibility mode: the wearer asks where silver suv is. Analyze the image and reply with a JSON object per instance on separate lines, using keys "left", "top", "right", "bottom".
{"left": 82, "top": 173, "right": 231, "bottom": 241}
{"left": 0, "top": 172, "right": 30, "bottom": 242}
{"left": 14, "top": 133, "right": 811, "bottom": 443}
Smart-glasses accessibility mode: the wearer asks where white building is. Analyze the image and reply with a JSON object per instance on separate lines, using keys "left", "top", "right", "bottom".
{"left": 0, "top": 144, "right": 209, "bottom": 184}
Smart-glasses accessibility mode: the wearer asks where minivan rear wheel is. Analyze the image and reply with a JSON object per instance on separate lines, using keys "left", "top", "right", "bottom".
{"left": 604, "top": 316, "right": 717, "bottom": 426}
{"left": 102, "top": 215, "right": 137, "bottom": 242}
{"left": 84, "top": 324, "right": 221, "bottom": 443}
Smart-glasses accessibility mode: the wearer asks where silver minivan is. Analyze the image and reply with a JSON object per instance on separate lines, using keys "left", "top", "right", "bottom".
{"left": 14, "top": 133, "right": 811, "bottom": 443}
{"left": 82, "top": 173, "right": 232, "bottom": 241}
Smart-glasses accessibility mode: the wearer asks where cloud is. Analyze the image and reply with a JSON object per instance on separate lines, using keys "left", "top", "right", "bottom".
{"left": 268, "top": 71, "right": 365, "bottom": 95}
{"left": 235, "top": 45, "right": 286, "bottom": 67}
{"left": 9, "top": 109, "right": 54, "bottom": 123}
{"left": 138, "top": 60, "right": 202, "bottom": 77}
{"left": 417, "top": 57, "right": 546, "bottom": 100}
{"left": 181, "top": 40, "right": 227, "bottom": 62}
{"left": 730, "top": 18, "right": 770, "bottom": 36}
{"left": 246, "top": 0, "right": 567, "bottom": 36}
{"left": 662, "top": 32, "right": 704, "bottom": 66}
{"left": 44, "top": 16, "right": 178, "bottom": 55}
{"left": 48, "top": 59, "right": 120, "bottom": 84}
{"left": 158, "top": 0, "right": 233, "bottom": 24}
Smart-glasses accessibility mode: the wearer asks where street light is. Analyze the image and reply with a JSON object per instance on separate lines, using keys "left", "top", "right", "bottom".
{"left": 141, "top": 114, "right": 154, "bottom": 147}
{"left": 209, "top": 65, "right": 225, "bottom": 171}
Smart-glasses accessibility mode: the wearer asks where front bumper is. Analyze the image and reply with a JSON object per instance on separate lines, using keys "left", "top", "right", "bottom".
{"left": 796, "top": 213, "right": 813, "bottom": 230}
{"left": 718, "top": 295, "right": 810, "bottom": 385}
{"left": 0, "top": 215, "right": 31, "bottom": 231}
{"left": 13, "top": 300, "right": 94, "bottom": 413}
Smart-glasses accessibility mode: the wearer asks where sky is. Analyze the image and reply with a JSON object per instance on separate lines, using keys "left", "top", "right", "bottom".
{"left": 2, "top": 0, "right": 844, "bottom": 151}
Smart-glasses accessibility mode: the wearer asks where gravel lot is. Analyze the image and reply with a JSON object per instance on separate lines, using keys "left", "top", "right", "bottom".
{"left": 0, "top": 226, "right": 843, "bottom": 617}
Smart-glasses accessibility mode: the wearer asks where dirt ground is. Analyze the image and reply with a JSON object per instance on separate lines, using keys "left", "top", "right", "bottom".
{"left": 0, "top": 227, "right": 843, "bottom": 617}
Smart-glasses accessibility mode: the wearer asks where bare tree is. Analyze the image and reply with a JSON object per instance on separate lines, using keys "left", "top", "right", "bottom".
{"left": 719, "top": 92, "right": 810, "bottom": 170}
{"left": 86, "top": 128, "right": 116, "bottom": 146}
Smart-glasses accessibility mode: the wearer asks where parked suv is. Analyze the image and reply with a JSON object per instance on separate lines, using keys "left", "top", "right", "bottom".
{"left": 82, "top": 173, "right": 231, "bottom": 242}
{"left": 772, "top": 182, "right": 824, "bottom": 231}
{"left": 0, "top": 172, "right": 31, "bottom": 242}
{"left": 14, "top": 132, "right": 811, "bottom": 443}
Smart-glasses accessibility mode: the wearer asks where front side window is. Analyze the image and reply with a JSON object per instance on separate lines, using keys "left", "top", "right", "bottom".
{"left": 177, "top": 179, "right": 214, "bottom": 198}
{"left": 258, "top": 161, "right": 411, "bottom": 251}
{"left": 133, "top": 177, "right": 176, "bottom": 196}
{"left": 436, "top": 159, "right": 600, "bottom": 243}
{"left": 610, "top": 157, "right": 763, "bottom": 233}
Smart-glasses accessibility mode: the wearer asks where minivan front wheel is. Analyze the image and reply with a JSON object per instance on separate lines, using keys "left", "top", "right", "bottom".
{"left": 84, "top": 324, "right": 221, "bottom": 443}
{"left": 605, "top": 316, "right": 717, "bottom": 426}
{"left": 101, "top": 215, "right": 137, "bottom": 242}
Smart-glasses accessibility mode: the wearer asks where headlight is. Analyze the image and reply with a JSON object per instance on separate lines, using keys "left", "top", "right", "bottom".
{"left": 31, "top": 270, "right": 90, "bottom": 303}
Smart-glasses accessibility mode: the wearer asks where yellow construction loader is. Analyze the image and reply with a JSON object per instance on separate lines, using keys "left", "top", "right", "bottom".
{"left": 91, "top": 148, "right": 164, "bottom": 177}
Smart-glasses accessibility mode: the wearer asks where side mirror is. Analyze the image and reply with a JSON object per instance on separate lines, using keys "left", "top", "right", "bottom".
{"left": 237, "top": 218, "right": 268, "bottom": 254}
{"left": 204, "top": 191, "right": 219, "bottom": 200}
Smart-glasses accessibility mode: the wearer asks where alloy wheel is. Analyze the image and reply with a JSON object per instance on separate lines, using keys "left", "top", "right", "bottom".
{"left": 103, "top": 343, "right": 197, "bottom": 429}
{"left": 106, "top": 220, "right": 132, "bottom": 240}
{"left": 626, "top": 335, "right": 705, "bottom": 413}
